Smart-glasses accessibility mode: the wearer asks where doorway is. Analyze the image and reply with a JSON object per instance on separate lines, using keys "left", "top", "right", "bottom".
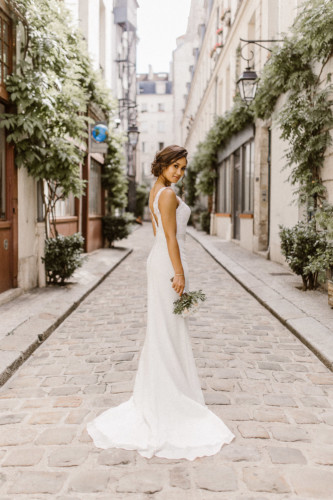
{"left": 0, "top": 102, "right": 17, "bottom": 292}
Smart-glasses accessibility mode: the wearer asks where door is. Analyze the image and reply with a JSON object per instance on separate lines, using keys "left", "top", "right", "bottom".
{"left": 232, "top": 148, "right": 242, "bottom": 240}
{"left": 0, "top": 102, "right": 14, "bottom": 292}
{"left": 0, "top": 4, "right": 17, "bottom": 293}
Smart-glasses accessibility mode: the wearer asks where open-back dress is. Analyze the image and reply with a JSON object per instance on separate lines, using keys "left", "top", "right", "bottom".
{"left": 86, "top": 186, "right": 235, "bottom": 460}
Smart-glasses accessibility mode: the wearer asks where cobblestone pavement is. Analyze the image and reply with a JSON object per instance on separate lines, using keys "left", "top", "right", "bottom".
{"left": 1, "top": 222, "right": 333, "bottom": 499}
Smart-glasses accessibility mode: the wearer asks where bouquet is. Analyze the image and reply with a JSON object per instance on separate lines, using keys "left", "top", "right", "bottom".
{"left": 172, "top": 289, "right": 206, "bottom": 318}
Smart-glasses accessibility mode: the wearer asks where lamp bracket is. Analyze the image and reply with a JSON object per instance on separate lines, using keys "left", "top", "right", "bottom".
{"left": 239, "top": 38, "right": 284, "bottom": 66}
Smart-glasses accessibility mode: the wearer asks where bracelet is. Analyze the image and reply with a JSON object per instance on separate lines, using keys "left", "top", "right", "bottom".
{"left": 175, "top": 273, "right": 184, "bottom": 276}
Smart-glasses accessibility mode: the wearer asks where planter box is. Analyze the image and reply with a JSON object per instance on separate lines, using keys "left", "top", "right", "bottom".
{"left": 328, "top": 280, "right": 333, "bottom": 308}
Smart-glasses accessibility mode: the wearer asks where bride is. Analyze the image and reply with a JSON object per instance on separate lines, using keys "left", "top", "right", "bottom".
{"left": 86, "top": 145, "right": 235, "bottom": 460}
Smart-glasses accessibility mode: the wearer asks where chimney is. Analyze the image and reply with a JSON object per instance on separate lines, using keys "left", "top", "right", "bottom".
{"left": 148, "top": 64, "right": 153, "bottom": 81}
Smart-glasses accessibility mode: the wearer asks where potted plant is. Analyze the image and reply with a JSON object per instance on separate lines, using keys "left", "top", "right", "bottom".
{"left": 279, "top": 220, "right": 327, "bottom": 291}
{"left": 315, "top": 202, "right": 333, "bottom": 306}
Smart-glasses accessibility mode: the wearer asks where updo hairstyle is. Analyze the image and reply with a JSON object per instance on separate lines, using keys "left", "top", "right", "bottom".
{"left": 151, "top": 145, "right": 188, "bottom": 177}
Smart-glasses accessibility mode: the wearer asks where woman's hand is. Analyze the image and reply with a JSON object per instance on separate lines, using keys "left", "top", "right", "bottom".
{"left": 171, "top": 275, "right": 185, "bottom": 296}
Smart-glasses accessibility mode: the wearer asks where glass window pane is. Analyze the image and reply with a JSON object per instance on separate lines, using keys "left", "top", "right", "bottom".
{"left": 243, "top": 143, "right": 250, "bottom": 211}
{"left": 89, "top": 159, "right": 102, "bottom": 215}
{"left": 0, "top": 103, "right": 6, "bottom": 219}
{"left": 217, "top": 163, "right": 223, "bottom": 212}
{"left": 54, "top": 191, "right": 75, "bottom": 217}
{"left": 225, "top": 158, "right": 230, "bottom": 212}
{"left": 1, "top": 13, "right": 12, "bottom": 87}
{"left": 3, "top": 45, "right": 8, "bottom": 65}
{"left": 3, "top": 21, "right": 9, "bottom": 43}
{"left": 250, "top": 141, "right": 254, "bottom": 212}
{"left": 242, "top": 140, "right": 254, "bottom": 213}
{"left": 157, "top": 121, "right": 165, "bottom": 132}
{"left": 217, "top": 160, "right": 230, "bottom": 213}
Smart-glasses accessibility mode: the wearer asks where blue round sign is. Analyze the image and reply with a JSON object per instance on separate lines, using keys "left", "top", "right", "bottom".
{"left": 92, "top": 123, "right": 108, "bottom": 143}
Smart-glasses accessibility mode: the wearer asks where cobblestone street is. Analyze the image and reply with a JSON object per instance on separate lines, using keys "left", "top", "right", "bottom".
{"left": 1, "top": 223, "right": 333, "bottom": 499}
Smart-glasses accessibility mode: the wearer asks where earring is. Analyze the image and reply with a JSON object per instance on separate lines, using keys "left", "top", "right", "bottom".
{"left": 181, "top": 175, "right": 185, "bottom": 201}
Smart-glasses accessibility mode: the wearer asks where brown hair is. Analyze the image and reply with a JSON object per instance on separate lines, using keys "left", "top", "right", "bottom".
{"left": 151, "top": 145, "right": 188, "bottom": 177}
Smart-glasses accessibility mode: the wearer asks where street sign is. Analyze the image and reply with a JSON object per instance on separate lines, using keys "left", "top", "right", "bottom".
{"left": 89, "top": 121, "right": 108, "bottom": 154}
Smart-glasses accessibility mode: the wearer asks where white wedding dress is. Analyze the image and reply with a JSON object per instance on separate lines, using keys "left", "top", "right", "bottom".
{"left": 86, "top": 186, "right": 235, "bottom": 460}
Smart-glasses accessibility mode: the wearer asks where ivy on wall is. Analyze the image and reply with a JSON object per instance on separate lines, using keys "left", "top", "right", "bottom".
{"left": 254, "top": 0, "right": 333, "bottom": 208}
{"left": 102, "top": 132, "right": 129, "bottom": 214}
{"left": 0, "top": 0, "right": 119, "bottom": 237}
{"left": 189, "top": 0, "right": 333, "bottom": 214}
{"left": 189, "top": 96, "right": 254, "bottom": 197}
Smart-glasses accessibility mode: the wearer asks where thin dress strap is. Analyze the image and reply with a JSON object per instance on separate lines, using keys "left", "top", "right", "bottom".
{"left": 153, "top": 186, "right": 170, "bottom": 215}
{"left": 150, "top": 186, "right": 177, "bottom": 232}
{"left": 150, "top": 186, "right": 167, "bottom": 231}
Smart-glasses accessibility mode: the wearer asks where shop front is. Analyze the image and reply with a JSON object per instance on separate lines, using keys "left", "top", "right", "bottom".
{"left": 213, "top": 124, "right": 255, "bottom": 252}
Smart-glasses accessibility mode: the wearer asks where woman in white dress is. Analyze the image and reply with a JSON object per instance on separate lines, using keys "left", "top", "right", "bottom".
{"left": 86, "top": 145, "right": 235, "bottom": 460}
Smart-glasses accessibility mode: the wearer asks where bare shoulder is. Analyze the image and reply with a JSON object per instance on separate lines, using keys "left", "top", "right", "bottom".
{"left": 159, "top": 187, "right": 177, "bottom": 208}
{"left": 159, "top": 187, "right": 176, "bottom": 201}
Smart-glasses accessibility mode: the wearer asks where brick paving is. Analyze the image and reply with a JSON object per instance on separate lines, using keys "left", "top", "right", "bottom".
{"left": 0, "top": 222, "right": 333, "bottom": 499}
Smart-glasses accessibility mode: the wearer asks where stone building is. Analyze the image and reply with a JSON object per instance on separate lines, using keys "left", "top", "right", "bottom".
{"left": 172, "top": 0, "right": 205, "bottom": 146}
{"left": 181, "top": 0, "right": 332, "bottom": 265}
{"left": 136, "top": 66, "right": 174, "bottom": 189}
{"left": 0, "top": 0, "right": 138, "bottom": 295}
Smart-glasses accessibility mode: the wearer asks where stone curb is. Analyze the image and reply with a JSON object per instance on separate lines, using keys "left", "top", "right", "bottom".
{"left": 0, "top": 247, "right": 133, "bottom": 387}
{"left": 187, "top": 226, "right": 333, "bottom": 372}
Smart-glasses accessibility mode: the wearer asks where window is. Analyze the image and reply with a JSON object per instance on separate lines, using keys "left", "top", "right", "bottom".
{"left": 89, "top": 159, "right": 102, "bottom": 215}
{"left": 145, "top": 163, "right": 151, "bottom": 176}
{"left": 217, "top": 158, "right": 231, "bottom": 213}
{"left": 55, "top": 192, "right": 75, "bottom": 217}
{"left": 0, "top": 7, "right": 12, "bottom": 100}
{"left": 50, "top": 182, "right": 75, "bottom": 218}
{"left": 158, "top": 102, "right": 165, "bottom": 112}
{"left": 0, "top": 103, "right": 5, "bottom": 219}
{"left": 242, "top": 140, "right": 254, "bottom": 213}
{"left": 156, "top": 82, "right": 166, "bottom": 94}
{"left": 141, "top": 103, "right": 148, "bottom": 112}
{"left": 157, "top": 121, "right": 165, "bottom": 133}
{"left": 140, "top": 121, "right": 148, "bottom": 132}
{"left": 158, "top": 142, "right": 164, "bottom": 150}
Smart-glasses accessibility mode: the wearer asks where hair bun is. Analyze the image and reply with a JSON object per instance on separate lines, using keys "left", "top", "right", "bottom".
{"left": 151, "top": 145, "right": 188, "bottom": 177}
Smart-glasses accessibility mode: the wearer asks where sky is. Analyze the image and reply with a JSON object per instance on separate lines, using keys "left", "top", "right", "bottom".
{"left": 137, "top": 0, "right": 192, "bottom": 74}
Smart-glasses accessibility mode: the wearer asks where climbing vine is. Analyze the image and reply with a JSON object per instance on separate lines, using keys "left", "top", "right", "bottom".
{"left": 0, "top": 0, "right": 117, "bottom": 237}
{"left": 190, "top": 0, "right": 333, "bottom": 214}
{"left": 102, "top": 131, "right": 128, "bottom": 214}
{"left": 189, "top": 95, "right": 254, "bottom": 196}
{"left": 254, "top": 0, "right": 333, "bottom": 209}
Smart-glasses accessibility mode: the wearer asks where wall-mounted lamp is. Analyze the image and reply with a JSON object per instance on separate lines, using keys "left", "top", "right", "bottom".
{"left": 237, "top": 38, "right": 283, "bottom": 104}
{"left": 128, "top": 124, "right": 140, "bottom": 148}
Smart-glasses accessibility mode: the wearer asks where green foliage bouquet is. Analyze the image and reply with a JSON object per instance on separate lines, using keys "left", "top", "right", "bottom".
{"left": 173, "top": 290, "right": 206, "bottom": 318}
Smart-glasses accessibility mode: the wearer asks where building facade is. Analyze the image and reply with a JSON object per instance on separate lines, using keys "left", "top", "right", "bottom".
{"left": 136, "top": 66, "right": 174, "bottom": 190}
{"left": 172, "top": 0, "right": 205, "bottom": 146}
{"left": 0, "top": 0, "right": 138, "bottom": 295}
{"left": 181, "top": 0, "right": 332, "bottom": 266}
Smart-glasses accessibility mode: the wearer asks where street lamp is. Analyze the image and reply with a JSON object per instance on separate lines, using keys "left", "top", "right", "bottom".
{"left": 127, "top": 124, "right": 140, "bottom": 147}
{"left": 237, "top": 38, "right": 283, "bottom": 104}
{"left": 127, "top": 124, "right": 140, "bottom": 215}
{"left": 237, "top": 66, "right": 258, "bottom": 104}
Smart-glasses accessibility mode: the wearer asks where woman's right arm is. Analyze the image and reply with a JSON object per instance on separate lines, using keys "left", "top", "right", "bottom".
{"left": 159, "top": 188, "right": 185, "bottom": 296}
